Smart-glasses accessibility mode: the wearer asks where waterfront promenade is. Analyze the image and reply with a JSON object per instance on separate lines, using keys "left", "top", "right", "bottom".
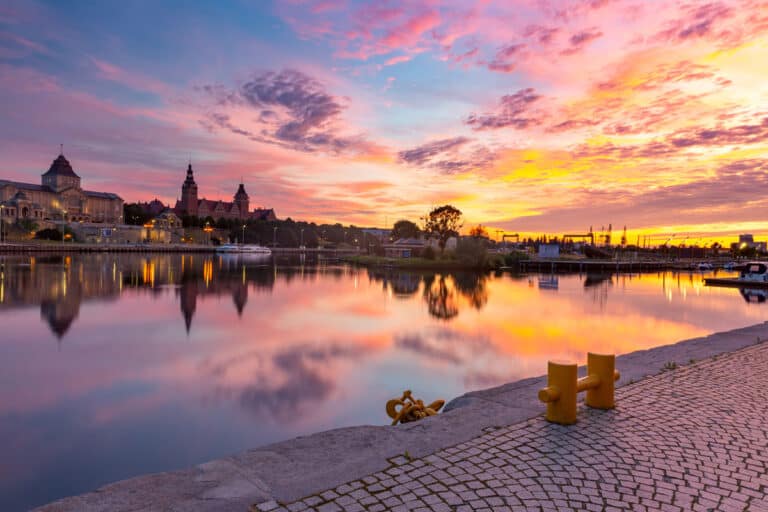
{"left": 37, "top": 323, "right": 768, "bottom": 511}
{"left": 260, "top": 341, "right": 768, "bottom": 512}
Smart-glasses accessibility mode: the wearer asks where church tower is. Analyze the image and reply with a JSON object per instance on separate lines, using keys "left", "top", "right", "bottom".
{"left": 233, "top": 183, "right": 249, "bottom": 220}
{"left": 180, "top": 163, "right": 198, "bottom": 217}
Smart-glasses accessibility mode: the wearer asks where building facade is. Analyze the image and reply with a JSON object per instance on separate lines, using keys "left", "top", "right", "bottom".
{"left": 173, "top": 164, "right": 276, "bottom": 222}
{"left": 0, "top": 153, "right": 123, "bottom": 224}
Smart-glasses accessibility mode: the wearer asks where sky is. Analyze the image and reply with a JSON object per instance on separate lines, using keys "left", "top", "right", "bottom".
{"left": 1, "top": 0, "right": 767, "bottom": 243}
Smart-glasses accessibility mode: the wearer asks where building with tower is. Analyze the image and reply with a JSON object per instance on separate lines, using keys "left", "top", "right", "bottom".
{"left": 173, "top": 163, "right": 276, "bottom": 222}
{"left": 0, "top": 152, "right": 123, "bottom": 224}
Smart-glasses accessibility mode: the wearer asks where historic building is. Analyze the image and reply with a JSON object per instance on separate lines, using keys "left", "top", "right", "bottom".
{"left": 0, "top": 153, "right": 123, "bottom": 223}
{"left": 173, "top": 163, "right": 276, "bottom": 222}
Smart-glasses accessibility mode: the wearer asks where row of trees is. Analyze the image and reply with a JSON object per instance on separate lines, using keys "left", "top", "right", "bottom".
{"left": 234, "top": 219, "right": 382, "bottom": 249}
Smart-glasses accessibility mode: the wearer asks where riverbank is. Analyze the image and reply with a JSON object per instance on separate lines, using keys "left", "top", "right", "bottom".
{"left": 35, "top": 320, "right": 768, "bottom": 511}
{"left": 0, "top": 242, "right": 359, "bottom": 254}
{"left": 0, "top": 241, "right": 215, "bottom": 253}
{"left": 343, "top": 254, "right": 507, "bottom": 271}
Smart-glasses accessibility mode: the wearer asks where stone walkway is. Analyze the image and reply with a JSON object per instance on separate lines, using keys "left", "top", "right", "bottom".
{"left": 255, "top": 342, "right": 768, "bottom": 512}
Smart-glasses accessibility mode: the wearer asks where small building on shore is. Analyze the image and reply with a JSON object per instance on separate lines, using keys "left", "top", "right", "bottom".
{"left": 384, "top": 238, "right": 426, "bottom": 258}
{"left": 538, "top": 243, "right": 560, "bottom": 258}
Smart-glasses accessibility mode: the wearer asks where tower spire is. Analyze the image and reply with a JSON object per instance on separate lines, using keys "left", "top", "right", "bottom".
{"left": 59, "top": 143, "right": 64, "bottom": 156}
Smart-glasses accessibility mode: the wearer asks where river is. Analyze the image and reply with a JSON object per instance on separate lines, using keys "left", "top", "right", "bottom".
{"left": 0, "top": 253, "right": 765, "bottom": 510}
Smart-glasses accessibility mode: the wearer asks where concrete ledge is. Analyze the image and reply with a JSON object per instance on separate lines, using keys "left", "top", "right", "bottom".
{"left": 35, "top": 321, "right": 768, "bottom": 511}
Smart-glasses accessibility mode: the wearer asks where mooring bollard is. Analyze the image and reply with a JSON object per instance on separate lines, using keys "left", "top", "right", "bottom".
{"left": 538, "top": 353, "right": 620, "bottom": 425}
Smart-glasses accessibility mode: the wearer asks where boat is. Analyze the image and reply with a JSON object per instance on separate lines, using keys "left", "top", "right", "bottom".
{"left": 215, "top": 244, "right": 272, "bottom": 255}
{"left": 694, "top": 262, "right": 714, "bottom": 271}
{"left": 704, "top": 261, "right": 768, "bottom": 288}
{"left": 738, "top": 262, "right": 768, "bottom": 282}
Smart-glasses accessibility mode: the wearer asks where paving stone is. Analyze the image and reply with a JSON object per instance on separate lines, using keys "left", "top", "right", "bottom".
{"left": 272, "top": 344, "right": 768, "bottom": 511}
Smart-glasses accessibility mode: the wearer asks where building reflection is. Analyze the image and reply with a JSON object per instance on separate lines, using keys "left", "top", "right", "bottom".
{"left": 0, "top": 255, "right": 120, "bottom": 339}
{"left": 0, "top": 253, "right": 388, "bottom": 338}
{"left": 0, "top": 254, "right": 282, "bottom": 338}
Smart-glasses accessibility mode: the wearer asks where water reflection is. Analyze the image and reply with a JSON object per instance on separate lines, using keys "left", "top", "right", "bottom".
{"left": 368, "top": 269, "right": 489, "bottom": 321}
{"left": 1, "top": 254, "right": 767, "bottom": 511}
{"left": 740, "top": 288, "right": 767, "bottom": 303}
{"left": 0, "top": 255, "right": 121, "bottom": 339}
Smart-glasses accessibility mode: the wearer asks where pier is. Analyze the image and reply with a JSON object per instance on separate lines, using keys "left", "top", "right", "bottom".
{"left": 519, "top": 259, "right": 681, "bottom": 273}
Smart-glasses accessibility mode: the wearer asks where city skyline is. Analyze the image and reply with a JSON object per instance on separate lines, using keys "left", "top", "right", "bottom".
{"left": 1, "top": 0, "right": 767, "bottom": 242}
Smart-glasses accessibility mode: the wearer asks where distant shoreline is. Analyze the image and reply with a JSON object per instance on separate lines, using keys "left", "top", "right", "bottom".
{"left": 0, "top": 243, "right": 360, "bottom": 254}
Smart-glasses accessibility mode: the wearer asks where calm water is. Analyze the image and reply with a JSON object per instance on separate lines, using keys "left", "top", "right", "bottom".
{"left": 1, "top": 253, "right": 766, "bottom": 510}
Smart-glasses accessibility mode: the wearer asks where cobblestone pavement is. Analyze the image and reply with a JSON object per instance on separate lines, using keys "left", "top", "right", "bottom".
{"left": 255, "top": 342, "right": 768, "bottom": 512}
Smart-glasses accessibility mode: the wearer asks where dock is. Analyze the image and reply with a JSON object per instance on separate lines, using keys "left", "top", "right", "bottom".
{"left": 519, "top": 259, "right": 674, "bottom": 273}
{"left": 704, "top": 277, "right": 768, "bottom": 288}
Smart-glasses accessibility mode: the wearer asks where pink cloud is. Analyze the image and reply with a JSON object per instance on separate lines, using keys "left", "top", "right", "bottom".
{"left": 381, "top": 9, "right": 440, "bottom": 47}
{"left": 384, "top": 54, "right": 412, "bottom": 66}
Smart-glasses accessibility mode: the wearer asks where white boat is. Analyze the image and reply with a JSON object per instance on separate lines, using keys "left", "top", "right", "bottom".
{"left": 215, "top": 244, "right": 272, "bottom": 255}
{"left": 695, "top": 262, "right": 714, "bottom": 271}
{"left": 739, "top": 262, "right": 768, "bottom": 282}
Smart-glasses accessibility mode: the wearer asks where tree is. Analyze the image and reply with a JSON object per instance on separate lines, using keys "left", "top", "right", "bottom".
{"left": 455, "top": 237, "right": 488, "bottom": 267}
{"left": 469, "top": 224, "right": 488, "bottom": 239}
{"left": 423, "top": 205, "right": 462, "bottom": 251}
{"left": 391, "top": 219, "right": 420, "bottom": 241}
{"left": 123, "top": 203, "right": 153, "bottom": 225}
{"left": 35, "top": 228, "right": 63, "bottom": 241}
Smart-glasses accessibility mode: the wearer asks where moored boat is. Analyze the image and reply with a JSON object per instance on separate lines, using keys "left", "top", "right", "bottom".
{"left": 704, "top": 261, "right": 768, "bottom": 288}
{"left": 739, "top": 261, "right": 768, "bottom": 282}
{"left": 215, "top": 244, "right": 272, "bottom": 254}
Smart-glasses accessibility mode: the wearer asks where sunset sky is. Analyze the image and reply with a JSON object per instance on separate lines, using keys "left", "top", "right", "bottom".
{"left": 1, "top": 0, "right": 767, "bottom": 242}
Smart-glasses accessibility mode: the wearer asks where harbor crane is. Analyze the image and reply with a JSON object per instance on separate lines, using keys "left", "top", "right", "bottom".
{"left": 562, "top": 233, "right": 595, "bottom": 245}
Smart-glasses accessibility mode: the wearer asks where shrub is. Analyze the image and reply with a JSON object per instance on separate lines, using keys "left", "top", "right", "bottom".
{"left": 423, "top": 246, "right": 436, "bottom": 260}
{"left": 35, "top": 228, "right": 63, "bottom": 241}
{"left": 503, "top": 251, "right": 528, "bottom": 266}
{"left": 455, "top": 237, "right": 488, "bottom": 268}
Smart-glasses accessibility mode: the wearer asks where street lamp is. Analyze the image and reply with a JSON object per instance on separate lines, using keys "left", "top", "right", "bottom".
{"left": 0, "top": 205, "right": 4, "bottom": 243}
{"left": 203, "top": 222, "right": 213, "bottom": 245}
{"left": 143, "top": 220, "right": 155, "bottom": 243}
{"left": 300, "top": 228, "right": 304, "bottom": 248}
{"left": 273, "top": 226, "right": 277, "bottom": 247}
{"left": 242, "top": 224, "right": 246, "bottom": 245}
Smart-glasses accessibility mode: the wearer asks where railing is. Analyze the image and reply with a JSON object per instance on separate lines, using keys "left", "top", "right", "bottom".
{"left": 538, "top": 353, "right": 620, "bottom": 425}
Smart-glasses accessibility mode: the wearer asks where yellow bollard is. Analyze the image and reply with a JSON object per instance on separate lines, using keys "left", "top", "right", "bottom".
{"left": 538, "top": 353, "right": 621, "bottom": 424}
{"left": 538, "top": 360, "right": 578, "bottom": 425}
{"left": 583, "top": 352, "right": 619, "bottom": 409}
